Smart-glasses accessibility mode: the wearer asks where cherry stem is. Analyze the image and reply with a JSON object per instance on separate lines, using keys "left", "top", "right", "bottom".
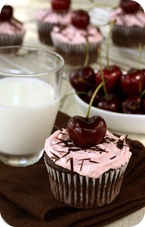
{"left": 137, "top": 44, "right": 143, "bottom": 69}
{"left": 86, "top": 80, "right": 105, "bottom": 118}
{"left": 98, "top": 48, "right": 108, "bottom": 100}
{"left": 106, "top": 20, "right": 115, "bottom": 69}
{"left": 139, "top": 89, "right": 145, "bottom": 98}
{"left": 84, "top": 38, "right": 89, "bottom": 67}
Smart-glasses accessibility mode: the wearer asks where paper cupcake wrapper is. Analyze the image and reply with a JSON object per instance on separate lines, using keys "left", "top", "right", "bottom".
{"left": 112, "top": 25, "right": 145, "bottom": 47}
{"left": 0, "top": 34, "right": 24, "bottom": 47}
{"left": 45, "top": 157, "right": 128, "bottom": 208}
{"left": 51, "top": 35, "right": 101, "bottom": 54}
{"left": 55, "top": 48, "right": 98, "bottom": 66}
{"left": 37, "top": 22, "right": 54, "bottom": 45}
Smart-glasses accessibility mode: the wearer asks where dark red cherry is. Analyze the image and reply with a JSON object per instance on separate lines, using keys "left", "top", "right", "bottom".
{"left": 51, "top": 0, "right": 71, "bottom": 11}
{"left": 0, "top": 5, "right": 13, "bottom": 21}
{"left": 69, "top": 66, "right": 95, "bottom": 92}
{"left": 120, "top": 0, "right": 140, "bottom": 14}
{"left": 71, "top": 10, "right": 90, "bottom": 29}
{"left": 95, "top": 65, "right": 122, "bottom": 92}
{"left": 67, "top": 115, "right": 107, "bottom": 148}
{"left": 120, "top": 69, "right": 145, "bottom": 95}
{"left": 96, "top": 93, "right": 122, "bottom": 112}
{"left": 122, "top": 95, "right": 143, "bottom": 114}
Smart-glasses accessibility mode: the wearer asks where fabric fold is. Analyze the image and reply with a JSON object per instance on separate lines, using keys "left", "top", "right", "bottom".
{"left": 0, "top": 111, "right": 145, "bottom": 227}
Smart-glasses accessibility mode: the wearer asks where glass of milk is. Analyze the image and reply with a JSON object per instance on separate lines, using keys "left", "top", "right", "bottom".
{"left": 0, "top": 46, "right": 64, "bottom": 167}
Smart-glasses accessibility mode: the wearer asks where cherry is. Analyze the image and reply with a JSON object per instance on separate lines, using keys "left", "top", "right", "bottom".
{"left": 96, "top": 93, "right": 122, "bottom": 112}
{"left": 67, "top": 81, "right": 107, "bottom": 148}
{"left": 51, "top": 0, "right": 71, "bottom": 11}
{"left": 95, "top": 65, "right": 122, "bottom": 92}
{"left": 122, "top": 95, "right": 143, "bottom": 114}
{"left": 0, "top": 5, "right": 13, "bottom": 21}
{"left": 71, "top": 10, "right": 90, "bottom": 29}
{"left": 69, "top": 66, "right": 95, "bottom": 92}
{"left": 67, "top": 115, "right": 106, "bottom": 148}
{"left": 120, "top": 69, "right": 145, "bottom": 95}
{"left": 120, "top": 0, "right": 140, "bottom": 14}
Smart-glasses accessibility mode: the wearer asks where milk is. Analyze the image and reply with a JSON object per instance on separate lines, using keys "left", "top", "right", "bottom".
{"left": 0, "top": 77, "right": 59, "bottom": 155}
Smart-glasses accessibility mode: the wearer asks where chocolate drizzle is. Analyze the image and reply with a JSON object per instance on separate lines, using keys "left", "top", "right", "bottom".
{"left": 110, "top": 155, "right": 116, "bottom": 160}
{"left": 66, "top": 157, "right": 74, "bottom": 173}
{"left": 117, "top": 138, "right": 124, "bottom": 149}
{"left": 50, "top": 151, "right": 60, "bottom": 162}
{"left": 79, "top": 158, "right": 90, "bottom": 171}
{"left": 49, "top": 130, "right": 130, "bottom": 172}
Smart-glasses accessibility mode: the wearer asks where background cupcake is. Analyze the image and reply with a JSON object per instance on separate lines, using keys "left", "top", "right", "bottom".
{"left": 36, "top": 0, "right": 72, "bottom": 45}
{"left": 44, "top": 122, "right": 132, "bottom": 208}
{"left": 0, "top": 5, "right": 25, "bottom": 48}
{"left": 51, "top": 9, "right": 103, "bottom": 65}
{"left": 110, "top": 0, "right": 145, "bottom": 47}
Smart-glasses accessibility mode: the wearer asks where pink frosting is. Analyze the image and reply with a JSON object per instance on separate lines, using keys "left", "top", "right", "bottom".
{"left": 45, "top": 129, "right": 132, "bottom": 178}
{"left": 0, "top": 21, "right": 25, "bottom": 35}
{"left": 51, "top": 24, "right": 103, "bottom": 45}
{"left": 110, "top": 7, "right": 145, "bottom": 27}
{"left": 36, "top": 8, "right": 71, "bottom": 25}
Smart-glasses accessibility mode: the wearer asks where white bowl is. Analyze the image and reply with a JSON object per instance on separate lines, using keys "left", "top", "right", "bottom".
{"left": 75, "top": 94, "right": 145, "bottom": 134}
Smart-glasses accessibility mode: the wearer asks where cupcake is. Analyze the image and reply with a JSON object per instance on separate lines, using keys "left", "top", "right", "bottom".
{"left": 0, "top": 5, "right": 25, "bottom": 48}
{"left": 51, "top": 9, "right": 103, "bottom": 65}
{"left": 110, "top": 0, "right": 145, "bottom": 47}
{"left": 44, "top": 114, "right": 132, "bottom": 208}
{"left": 35, "top": 0, "right": 72, "bottom": 45}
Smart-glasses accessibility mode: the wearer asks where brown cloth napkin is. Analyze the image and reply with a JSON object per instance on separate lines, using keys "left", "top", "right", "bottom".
{"left": 0, "top": 111, "right": 145, "bottom": 227}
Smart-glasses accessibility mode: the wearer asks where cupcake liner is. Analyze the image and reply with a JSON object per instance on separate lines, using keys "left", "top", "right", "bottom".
{"left": 37, "top": 22, "right": 54, "bottom": 45}
{"left": 56, "top": 48, "right": 99, "bottom": 66}
{"left": 44, "top": 154, "right": 128, "bottom": 208}
{"left": 51, "top": 35, "right": 100, "bottom": 54}
{"left": 51, "top": 36, "right": 100, "bottom": 65}
{"left": 0, "top": 34, "right": 24, "bottom": 47}
{"left": 112, "top": 25, "right": 145, "bottom": 47}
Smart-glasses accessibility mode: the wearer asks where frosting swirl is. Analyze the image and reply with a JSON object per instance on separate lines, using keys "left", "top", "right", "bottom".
{"left": 0, "top": 21, "right": 25, "bottom": 34}
{"left": 110, "top": 7, "right": 145, "bottom": 27}
{"left": 45, "top": 129, "right": 132, "bottom": 178}
{"left": 36, "top": 8, "right": 71, "bottom": 25}
{"left": 51, "top": 24, "right": 103, "bottom": 45}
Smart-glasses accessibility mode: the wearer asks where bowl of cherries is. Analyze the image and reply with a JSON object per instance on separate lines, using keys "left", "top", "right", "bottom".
{"left": 69, "top": 63, "right": 145, "bottom": 134}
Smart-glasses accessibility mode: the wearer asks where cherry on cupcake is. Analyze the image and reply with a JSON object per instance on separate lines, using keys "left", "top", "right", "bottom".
{"left": 0, "top": 5, "right": 13, "bottom": 21}
{"left": 71, "top": 9, "right": 90, "bottom": 29}
{"left": 67, "top": 82, "right": 107, "bottom": 148}
{"left": 120, "top": 0, "right": 140, "bottom": 14}
{"left": 51, "top": 0, "right": 71, "bottom": 11}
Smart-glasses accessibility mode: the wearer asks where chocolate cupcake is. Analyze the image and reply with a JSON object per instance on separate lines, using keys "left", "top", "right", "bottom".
{"left": 44, "top": 128, "right": 132, "bottom": 208}
{"left": 110, "top": 0, "right": 145, "bottom": 47}
{"left": 0, "top": 5, "right": 25, "bottom": 48}
{"left": 51, "top": 9, "right": 103, "bottom": 65}
{"left": 35, "top": 0, "right": 72, "bottom": 45}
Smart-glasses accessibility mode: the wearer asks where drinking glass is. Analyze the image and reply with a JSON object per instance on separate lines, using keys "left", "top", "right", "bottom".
{"left": 0, "top": 46, "right": 64, "bottom": 167}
